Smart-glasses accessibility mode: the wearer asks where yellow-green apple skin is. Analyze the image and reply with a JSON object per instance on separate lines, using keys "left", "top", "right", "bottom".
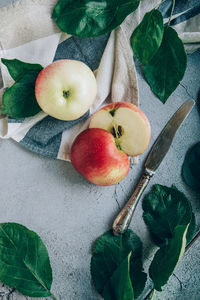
{"left": 35, "top": 59, "right": 97, "bottom": 121}
{"left": 89, "top": 102, "right": 151, "bottom": 156}
{"left": 70, "top": 128, "right": 130, "bottom": 186}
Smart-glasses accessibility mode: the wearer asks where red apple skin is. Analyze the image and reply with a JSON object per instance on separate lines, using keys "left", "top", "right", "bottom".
{"left": 70, "top": 128, "right": 130, "bottom": 186}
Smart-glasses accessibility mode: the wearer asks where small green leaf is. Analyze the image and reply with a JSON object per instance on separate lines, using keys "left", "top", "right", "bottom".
{"left": 149, "top": 225, "right": 188, "bottom": 291}
{"left": 142, "top": 184, "right": 195, "bottom": 247}
{"left": 143, "top": 26, "right": 187, "bottom": 103}
{"left": 1, "top": 58, "right": 43, "bottom": 81}
{"left": 102, "top": 252, "right": 134, "bottom": 300}
{"left": 1, "top": 71, "right": 41, "bottom": 118}
{"left": 91, "top": 229, "right": 146, "bottom": 299}
{"left": 131, "top": 9, "right": 164, "bottom": 65}
{"left": 52, "top": 0, "right": 140, "bottom": 37}
{"left": 0, "top": 223, "right": 52, "bottom": 297}
{"left": 182, "top": 142, "right": 200, "bottom": 191}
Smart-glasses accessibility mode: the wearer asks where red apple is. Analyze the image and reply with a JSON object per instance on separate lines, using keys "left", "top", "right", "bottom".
{"left": 89, "top": 102, "right": 151, "bottom": 156}
{"left": 70, "top": 128, "right": 129, "bottom": 186}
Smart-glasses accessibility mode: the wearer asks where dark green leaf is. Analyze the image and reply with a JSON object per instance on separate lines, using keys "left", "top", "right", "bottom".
{"left": 52, "top": 0, "right": 140, "bottom": 37}
{"left": 142, "top": 184, "right": 194, "bottom": 247}
{"left": 182, "top": 142, "right": 200, "bottom": 191}
{"left": 1, "top": 71, "right": 42, "bottom": 118}
{"left": 149, "top": 225, "right": 188, "bottom": 291}
{"left": 91, "top": 229, "right": 146, "bottom": 299}
{"left": 0, "top": 223, "right": 52, "bottom": 297}
{"left": 143, "top": 26, "right": 187, "bottom": 103}
{"left": 143, "top": 185, "right": 195, "bottom": 291}
{"left": 131, "top": 9, "right": 164, "bottom": 65}
{"left": 1, "top": 58, "right": 43, "bottom": 81}
{"left": 102, "top": 252, "right": 134, "bottom": 300}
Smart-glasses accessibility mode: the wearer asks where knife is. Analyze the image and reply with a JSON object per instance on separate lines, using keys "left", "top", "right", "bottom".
{"left": 113, "top": 99, "right": 195, "bottom": 235}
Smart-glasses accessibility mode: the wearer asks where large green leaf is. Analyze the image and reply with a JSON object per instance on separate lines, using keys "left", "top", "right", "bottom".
{"left": 91, "top": 229, "right": 146, "bottom": 299}
{"left": 1, "top": 71, "right": 42, "bottom": 118}
{"left": 102, "top": 252, "right": 134, "bottom": 300}
{"left": 0, "top": 223, "right": 52, "bottom": 297}
{"left": 182, "top": 142, "right": 200, "bottom": 191}
{"left": 149, "top": 225, "right": 188, "bottom": 291}
{"left": 143, "top": 26, "right": 187, "bottom": 103}
{"left": 52, "top": 0, "right": 140, "bottom": 37}
{"left": 131, "top": 9, "right": 164, "bottom": 65}
{"left": 1, "top": 58, "right": 43, "bottom": 81}
{"left": 142, "top": 184, "right": 195, "bottom": 246}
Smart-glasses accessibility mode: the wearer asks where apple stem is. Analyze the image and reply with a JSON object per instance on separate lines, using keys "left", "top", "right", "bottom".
{"left": 109, "top": 109, "right": 116, "bottom": 117}
{"left": 63, "top": 90, "right": 70, "bottom": 99}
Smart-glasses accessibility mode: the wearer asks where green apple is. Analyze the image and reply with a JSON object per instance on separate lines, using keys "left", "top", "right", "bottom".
{"left": 35, "top": 59, "right": 97, "bottom": 120}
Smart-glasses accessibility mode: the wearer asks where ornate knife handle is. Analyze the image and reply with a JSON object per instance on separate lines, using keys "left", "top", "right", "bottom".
{"left": 113, "top": 169, "right": 154, "bottom": 235}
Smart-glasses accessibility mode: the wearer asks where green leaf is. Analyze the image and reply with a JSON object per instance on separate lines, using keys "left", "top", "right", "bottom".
{"left": 0, "top": 223, "right": 52, "bottom": 297}
{"left": 1, "top": 58, "right": 43, "bottom": 118}
{"left": 91, "top": 229, "right": 146, "bottom": 299}
{"left": 102, "top": 252, "right": 134, "bottom": 300}
{"left": 143, "top": 26, "right": 187, "bottom": 103}
{"left": 143, "top": 185, "right": 196, "bottom": 291}
{"left": 182, "top": 142, "right": 200, "bottom": 191}
{"left": 52, "top": 0, "right": 140, "bottom": 37}
{"left": 149, "top": 225, "right": 188, "bottom": 291}
{"left": 131, "top": 9, "right": 164, "bottom": 65}
{"left": 1, "top": 58, "right": 43, "bottom": 81}
{"left": 142, "top": 184, "right": 195, "bottom": 247}
{"left": 1, "top": 71, "right": 42, "bottom": 118}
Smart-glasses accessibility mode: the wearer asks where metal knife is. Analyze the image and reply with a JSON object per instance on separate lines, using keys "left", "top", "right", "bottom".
{"left": 113, "top": 99, "right": 195, "bottom": 235}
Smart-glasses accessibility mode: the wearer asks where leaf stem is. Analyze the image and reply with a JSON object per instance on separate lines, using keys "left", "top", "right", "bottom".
{"left": 144, "top": 288, "right": 155, "bottom": 300}
{"left": 168, "top": 0, "right": 176, "bottom": 26}
{"left": 150, "top": 288, "right": 155, "bottom": 300}
{"left": 51, "top": 292, "right": 59, "bottom": 300}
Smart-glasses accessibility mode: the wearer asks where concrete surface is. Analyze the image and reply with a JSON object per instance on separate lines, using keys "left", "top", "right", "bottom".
{"left": 0, "top": 1, "right": 200, "bottom": 300}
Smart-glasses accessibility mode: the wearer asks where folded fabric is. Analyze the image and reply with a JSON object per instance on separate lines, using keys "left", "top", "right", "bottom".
{"left": 0, "top": 0, "right": 199, "bottom": 163}
{"left": 161, "top": 0, "right": 200, "bottom": 53}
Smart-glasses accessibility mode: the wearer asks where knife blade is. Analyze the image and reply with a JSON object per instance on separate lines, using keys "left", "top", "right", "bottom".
{"left": 145, "top": 99, "right": 195, "bottom": 172}
{"left": 113, "top": 99, "right": 195, "bottom": 235}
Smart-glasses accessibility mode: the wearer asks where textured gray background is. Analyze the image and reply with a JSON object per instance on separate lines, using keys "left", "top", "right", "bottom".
{"left": 0, "top": 1, "right": 200, "bottom": 300}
